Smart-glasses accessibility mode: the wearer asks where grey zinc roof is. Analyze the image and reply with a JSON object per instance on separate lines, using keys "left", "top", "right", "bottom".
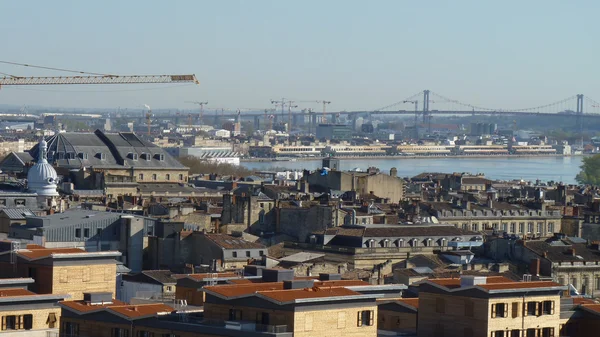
{"left": 29, "top": 129, "right": 187, "bottom": 170}
{"left": 0, "top": 208, "right": 36, "bottom": 219}
{"left": 24, "top": 210, "right": 123, "bottom": 228}
{"left": 13, "top": 152, "right": 33, "bottom": 165}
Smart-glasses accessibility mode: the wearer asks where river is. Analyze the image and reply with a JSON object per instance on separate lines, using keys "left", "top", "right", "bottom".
{"left": 241, "top": 156, "right": 584, "bottom": 184}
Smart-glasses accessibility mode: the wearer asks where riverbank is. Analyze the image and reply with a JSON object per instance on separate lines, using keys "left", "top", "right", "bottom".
{"left": 240, "top": 156, "right": 582, "bottom": 184}
{"left": 241, "top": 153, "right": 584, "bottom": 163}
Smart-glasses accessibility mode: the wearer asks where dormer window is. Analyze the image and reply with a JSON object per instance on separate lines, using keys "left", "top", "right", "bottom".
{"left": 144, "top": 153, "right": 151, "bottom": 161}
{"left": 98, "top": 152, "right": 107, "bottom": 160}
{"left": 78, "top": 152, "right": 88, "bottom": 160}
{"left": 67, "top": 152, "right": 76, "bottom": 160}
{"left": 128, "top": 153, "right": 138, "bottom": 161}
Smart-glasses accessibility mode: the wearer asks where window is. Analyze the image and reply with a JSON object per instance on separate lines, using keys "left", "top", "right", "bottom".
{"left": 472, "top": 223, "right": 478, "bottom": 231}
{"left": 0, "top": 199, "right": 5, "bottom": 206}
{"left": 138, "top": 331, "right": 154, "bottom": 337}
{"left": 512, "top": 302, "right": 519, "bottom": 318}
{"left": 510, "top": 330, "right": 521, "bottom": 337}
{"left": 138, "top": 173, "right": 144, "bottom": 181}
{"left": 112, "top": 328, "right": 130, "bottom": 337}
{"left": 559, "top": 276, "right": 566, "bottom": 285}
{"left": 493, "top": 331, "right": 504, "bottom": 337}
{"left": 166, "top": 286, "right": 173, "bottom": 292}
{"left": 246, "top": 251, "right": 251, "bottom": 257}
{"left": 2, "top": 315, "right": 16, "bottom": 330}
{"left": 528, "top": 222, "right": 534, "bottom": 233}
{"left": 337, "top": 312, "right": 346, "bottom": 328}
{"left": 256, "top": 312, "right": 270, "bottom": 325}
{"left": 519, "top": 223, "right": 524, "bottom": 233}
{"left": 97, "top": 228, "right": 103, "bottom": 237}
{"left": 543, "top": 301, "right": 554, "bottom": 315}
{"left": 357, "top": 310, "right": 374, "bottom": 327}
{"left": 133, "top": 153, "right": 138, "bottom": 161}
{"left": 179, "top": 174, "right": 184, "bottom": 181}
{"left": 548, "top": 222, "right": 554, "bottom": 233}
{"left": 572, "top": 277, "right": 577, "bottom": 289}
{"left": 491, "top": 303, "right": 507, "bottom": 318}
{"left": 537, "top": 223, "right": 543, "bottom": 233}
{"left": 596, "top": 277, "right": 600, "bottom": 290}
{"left": 542, "top": 327, "right": 555, "bottom": 337}
{"left": 14, "top": 199, "right": 25, "bottom": 206}
{"left": 152, "top": 174, "right": 157, "bottom": 181}
{"left": 100, "top": 152, "right": 107, "bottom": 160}
{"left": 229, "top": 309, "right": 242, "bottom": 320}
{"left": 502, "top": 223, "right": 507, "bottom": 232}
{"left": 526, "top": 329, "right": 536, "bottom": 337}
{"left": 46, "top": 313, "right": 57, "bottom": 328}
{"left": 526, "top": 301, "right": 537, "bottom": 316}
{"left": 464, "top": 300, "right": 474, "bottom": 317}
{"left": 492, "top": 223, "right": 498, "bottom": 230}
{"left": 166, "top": 174, "right": 170, "bottom": 181}
{"left": 232, "top": 252, "right": 238, "bottom": 258}
{"left": 62, "top": 321, "right": 79, "bottom": 335}
{"left": 259, "top": 250, "right": 264, "bottom": 256}
{"left": 23, "top": 315, "right": 32, "bottom": 330}
{"left": 75, "top": 228, "right": 81, "bottom": 238}
{"left": 436, "top": 298, "right": 446, "bottom": 313}
{"left": 159, "top": 154, "right": 165, "bottom": 161}
{"left": 510, "top": 223, "right": 516, "bottom": 233}
{"left": 84, "top": 228, "right": 90, "bottom": 238}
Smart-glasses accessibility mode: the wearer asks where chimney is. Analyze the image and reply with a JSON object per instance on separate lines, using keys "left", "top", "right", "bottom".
{"left": 487, "top": 197, "right": 493, "bottom": 209}
{"left": 529, "top": 258, "right": 540, "bottom": 276}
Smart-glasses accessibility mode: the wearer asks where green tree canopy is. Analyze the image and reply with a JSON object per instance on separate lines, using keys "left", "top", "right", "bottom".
{"left": 576, "top": 154, "right": 600, "bottom": 185}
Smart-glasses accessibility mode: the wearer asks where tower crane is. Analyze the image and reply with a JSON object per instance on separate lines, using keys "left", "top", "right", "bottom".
{"left": 185, "top": 101, "right": 208, "bottom": 125}
{"left": 403, "top": 100, "right": 419, "bottom": 126}
{"left": 0, "top": 61, "right": 198, "bottom": 136}
{"left": 299, "top": 100, "right": 331, "bottom": 123}
{"left": 287, "top": 102, "right": 298, "bottom": 132}
{"left": 0, "top": 74, "right": 199, "bottom": 87}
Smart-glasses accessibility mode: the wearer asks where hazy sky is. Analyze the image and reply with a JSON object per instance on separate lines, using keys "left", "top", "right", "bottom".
{"left": 0, "top": 1, "right": 597, "bottom": 112}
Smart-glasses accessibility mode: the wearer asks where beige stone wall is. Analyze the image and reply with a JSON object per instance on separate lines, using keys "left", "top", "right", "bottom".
{"left": 444, "top": 217, "right": 561, "bottom": 237}
{"left": 293, "top": 305, "right": 378, "bottom": 337}
{"left": 486, "top": 295, "right": 561, "bottom": 335}
{"left": 134, "top": 169, "right": 188, "bottom": 183}
{"left": 0, "top": 308, "right": 61, "bottom": 332}
{"left": 554, "top": 268, "right": 600, "bottom": 296}
{"left": 378, "top": 309, "right": 416, "bottom": 331}
{"left": 417, "top": 291, "right": 561, "bottom": 337}
{"left": 51, "top": 264, "right": 116, "bottom": 300}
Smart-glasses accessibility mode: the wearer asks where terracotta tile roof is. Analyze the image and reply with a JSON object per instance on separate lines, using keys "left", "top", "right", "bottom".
{"left": 258, "top": 287, "right": 361, "bottom": 303}
{"left": 581, "top": 304, "right": 600, "bottom": 313}
{"left": 0, "top": 288, "right": 36, "bottom": 297}
{"left": 397, "top": 298, "right": 419, "bottom": 309}
{"left": 573, "top": 298, "right": 597, "bottom": 305}
{"left": 17, "top": 247, "right": 88, "bottom": 259}
{"left": 25, "top": 244, "right": 45, "bottom": 249}
{"left": 478, "top": 281, "right": 561, "bottom": 291}
{"left": 204, "top": 282, "right": 285, "bottom": 298}
{"left": 60, "top": 299, "right": 127, "bottom": 313}
{"left": 203, "top": 233, "right": 265, "bottom": 249}
{"left": 314, "top": 280, "right": 370, "bottom": 287}
{"left": 226, "top": 278, "right": 260, "bottom": 284}
{"left": 187, "top": 272, "right": 239, "bottom": 281}
{"left": 108, "top": 303, "right": 174, "bottom": 318}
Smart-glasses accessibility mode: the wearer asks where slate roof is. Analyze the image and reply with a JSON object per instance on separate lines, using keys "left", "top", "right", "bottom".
{"left": 203, "top": 233, "right": 266, "bottom": 250}
{"left": 123, "top": 270, "right": 177, "bottom": 285}
{"left": 321, "top": 225, "right": 478, "bottom": 238}
{"left": 0, "top": 208, "right": 35, "bottom": 219}
{"left": 523, "top": 240, "right": 600, "bottom": 262}
{"left": 24, "top": 210, "right": 123, "bottom": 228}
{"left": 29, "top": 130, "right": 187, "bottom": 170}
{"left": 13, "top": 152, "right": 33, "bottom": 165}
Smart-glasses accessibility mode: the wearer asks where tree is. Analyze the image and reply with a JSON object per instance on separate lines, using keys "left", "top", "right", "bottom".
{"left": 576, "top": 154, "right": 600, "bottom": 185}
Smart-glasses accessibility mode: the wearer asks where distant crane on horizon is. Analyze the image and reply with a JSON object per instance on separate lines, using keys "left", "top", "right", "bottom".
{"left": 185, "top": 101, "right": 208, "bottom": 125}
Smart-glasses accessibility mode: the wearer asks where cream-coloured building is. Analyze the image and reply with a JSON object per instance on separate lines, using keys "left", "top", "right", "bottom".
{"left": 417, "top": 275, "right": 566, "bottom": 337}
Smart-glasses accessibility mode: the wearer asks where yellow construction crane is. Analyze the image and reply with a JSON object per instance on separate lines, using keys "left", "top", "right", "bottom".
{"left": 185, "top": 101, "right": 208, "bottom": 125}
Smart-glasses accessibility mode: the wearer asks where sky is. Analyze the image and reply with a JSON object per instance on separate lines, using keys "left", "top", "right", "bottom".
{"left": 0, "top": 1, "right": 597, "bottom": 112}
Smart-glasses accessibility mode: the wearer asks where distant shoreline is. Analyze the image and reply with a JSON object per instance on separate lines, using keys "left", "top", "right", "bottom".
{"left": 241, "top": 153, "right": 585, "bottom": 163}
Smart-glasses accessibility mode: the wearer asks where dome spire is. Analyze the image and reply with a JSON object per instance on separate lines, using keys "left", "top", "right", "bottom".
{"left": 38, "top": 139, "right": 48, "bottom": 164}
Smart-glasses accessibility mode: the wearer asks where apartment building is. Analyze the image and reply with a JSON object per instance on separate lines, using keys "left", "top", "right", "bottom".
{"left": 417, "top": 275, "right": 566, "bottom": 337}
{"left": 0, "top": 244, "right": 121, "bottom": 300}
{"left": 422, "top": 200, "right": 562, "bottom": 238}
{"left": 0, "top": 279, "right": 67, "bottom": 337}
{"left": 202, "top": 278, "right": 381, "bottom": 337}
